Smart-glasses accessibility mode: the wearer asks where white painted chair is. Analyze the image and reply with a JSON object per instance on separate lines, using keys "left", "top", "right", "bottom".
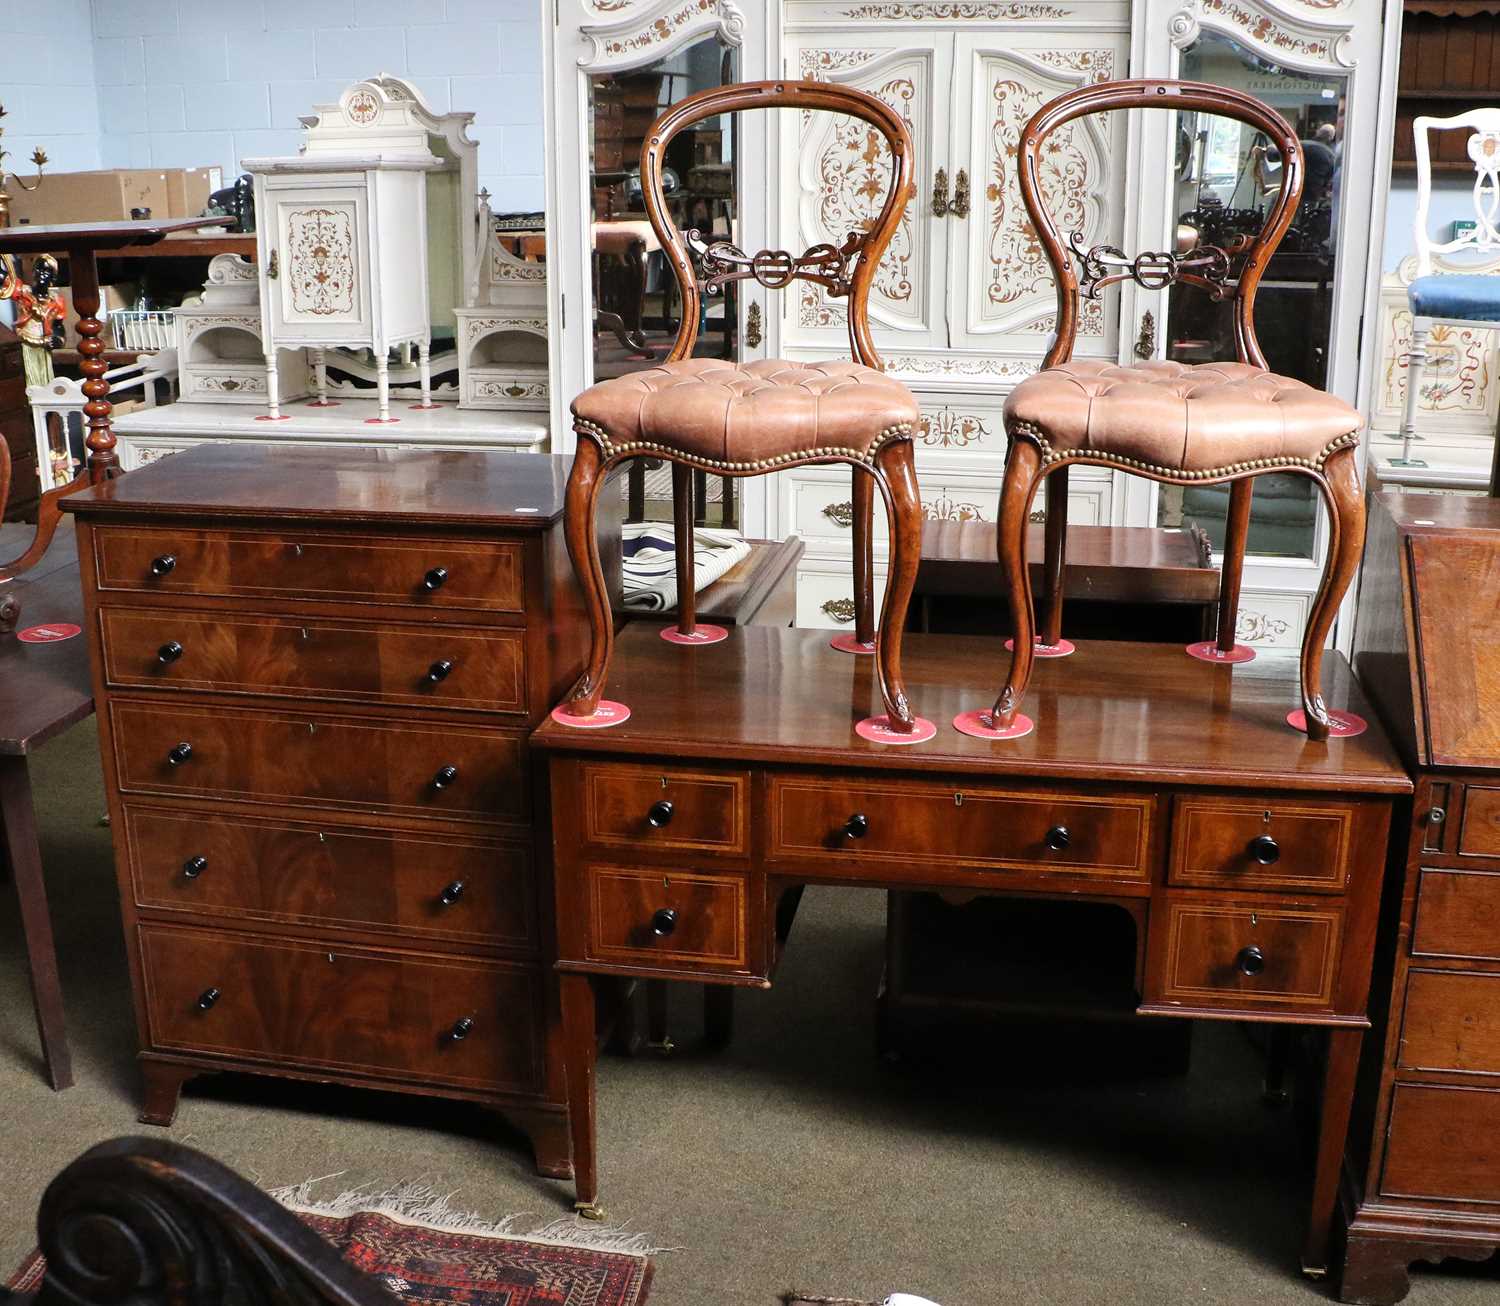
{"left": 1398, "top": 108, "right": 1500, "bottom": 463}
{"left": 27, "top": 351, "right": 178, "bottom": 492}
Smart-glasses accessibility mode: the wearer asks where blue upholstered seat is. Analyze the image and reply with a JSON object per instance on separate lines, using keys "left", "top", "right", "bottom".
{"left": 1407, "top": 273, "right": 1500, "bottom": 321}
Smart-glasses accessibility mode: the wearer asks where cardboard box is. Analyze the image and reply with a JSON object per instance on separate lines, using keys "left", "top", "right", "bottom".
{"left": 8, "top": 167, "right": 224, "bottom": 226}
{"left": 58, "top": 285, "right": 134, "bottom": 348}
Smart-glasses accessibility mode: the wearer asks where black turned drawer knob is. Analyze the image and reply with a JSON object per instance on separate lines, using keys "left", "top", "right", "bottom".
{"left": 431, "top": 765, "right": 459, "bottom": 790}
{"left": 1249, "top": 834, "right": 1280, "bottom": 865}
{"left": 149, "top": 554, "right": 176, "bottom": 577}
{"left": 166, "top": 742, "right": 193, "bottom": 767}
{"left": 651, "top": 907, "right": 678, "bottom": 937}
{"left": 449, "top": 1016, "right": 475, "bottom": 1042}
{"left": 1044, "top": 825, "right": 1071, "bottom": 851}
{"left": 182, "top": 855, "right": 208, "bottom": 879}
{"left": 647, "top": 799, "right": 674, "bottom": 828}
{"left": 843, "top": 812, "right": 869, "bottom": 840}
{"left": 426, "top": 659, "right": 454, "bottom": 684}
{"left": 1236, "top": 946, "right": 1266, "bottom": 977}
{"left": 438, "top": 880, "right": 466, "bottom": 907}
{"left": 157, "top": 640, "right": 184, "bottom": 664}
{"left": 196, "top": 987, "right": 221, "bottom": 1011}
{"left": 422, "top": 566, "right": 449, "bottom": 592}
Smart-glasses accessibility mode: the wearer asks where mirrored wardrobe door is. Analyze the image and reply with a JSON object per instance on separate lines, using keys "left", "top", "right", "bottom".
{"left": 1124, "top": 0, "right": 1398, "bottom": 653}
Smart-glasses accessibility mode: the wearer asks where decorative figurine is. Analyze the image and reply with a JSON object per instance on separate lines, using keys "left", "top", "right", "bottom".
{"left": 0, "top": 253, "right": 66, "bottom": 387}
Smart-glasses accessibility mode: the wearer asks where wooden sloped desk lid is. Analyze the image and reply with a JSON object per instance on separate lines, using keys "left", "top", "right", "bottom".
{"left": 1405, "top": 505, "right": 1500, "bottom": 770}
{"left": 533, "top": 624, "right": 1409, "bottom": 795}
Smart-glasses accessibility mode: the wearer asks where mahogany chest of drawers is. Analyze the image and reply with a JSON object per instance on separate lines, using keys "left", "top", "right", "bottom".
{"left": 1342, "top": 493, "right": 1500, "bottom": 1303}
{"left": 534, "top": 622, "right": 1409, "bottom": 1270}
{"left": 64, "top": 444, "right": 616, "bottom": 1177}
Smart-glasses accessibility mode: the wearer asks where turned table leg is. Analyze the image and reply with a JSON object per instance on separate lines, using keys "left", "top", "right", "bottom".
{"left": 67, "top": 242, "right": 120, "bottom": 478}
{"left": 0, "top": 755, "right": 72, "bottom": 1090}
{"left": 560, "top": 973, "right": 603, "bottom": 1219}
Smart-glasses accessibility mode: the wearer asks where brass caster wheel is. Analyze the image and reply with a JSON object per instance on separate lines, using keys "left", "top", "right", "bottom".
{"left": 646, "top": 1036, "right": 675, "bottom": 1058}
{"left": 1299, "top": 1260, "right": 1328, "bottom": 1281}
{"left": 575, "top": 1201, "right": 606, "bottom": 1222}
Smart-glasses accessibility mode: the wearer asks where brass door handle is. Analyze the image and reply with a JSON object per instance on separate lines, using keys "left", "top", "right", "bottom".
{"left": 1134, "top": 309, "right": 1156, "bottom": 360}
{"left": 746, "top": 301, "right": 763, "bottom": 350}
{"left": 266, "top": 248, "right": 279, "bottom": 279}
{"left": 932, "top": 168, "right": 949, "bottom": 218}
{"left": 822, "top": 500, "right": 854, "bottom": 528}
{"left": 952, "top": 168, "right": 970, "bottom": 220}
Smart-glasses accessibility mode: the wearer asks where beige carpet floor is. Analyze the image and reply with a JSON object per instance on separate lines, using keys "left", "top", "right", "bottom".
{"left": 2, "top": 720, "right": 1497, "bottom": 1306}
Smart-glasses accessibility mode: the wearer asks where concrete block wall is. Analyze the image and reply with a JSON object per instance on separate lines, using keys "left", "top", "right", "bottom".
{"left": 0, "top": 0, "right": 102, "bottom": 175}
{"left": 89, "top": 0, "right": 544, "bottom": 213}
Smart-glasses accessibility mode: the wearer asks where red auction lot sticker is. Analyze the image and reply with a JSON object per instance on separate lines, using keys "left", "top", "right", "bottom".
{"left": 17, "top": 623, "right": 81, "bottom": 643}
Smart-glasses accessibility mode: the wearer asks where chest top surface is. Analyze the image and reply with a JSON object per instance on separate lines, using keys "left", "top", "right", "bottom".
{"left": 60, "top": 445, "right": 572, "bottom": 531}
{"left": 532, "top": 624, "right": 1409, "bottom": 796}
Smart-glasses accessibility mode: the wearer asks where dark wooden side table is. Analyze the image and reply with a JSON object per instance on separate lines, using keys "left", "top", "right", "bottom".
{"left": 0, "top": 520, "right": 93, "bottom": 1089}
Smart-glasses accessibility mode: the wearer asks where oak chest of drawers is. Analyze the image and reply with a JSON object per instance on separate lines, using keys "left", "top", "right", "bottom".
{"left": 64, "top": 444, "right": 616, "bottom": 1177}
{"left": 535, "top": 622, "right": 1409, "bottom": 1269}
{"left": 1341, "top": 493, "right": 1500, "bottom": 1303}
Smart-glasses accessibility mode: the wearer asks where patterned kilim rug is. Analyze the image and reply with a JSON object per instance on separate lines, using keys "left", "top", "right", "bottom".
{"left": 7, "top": 1180, "right": 656, "bottom": 1306}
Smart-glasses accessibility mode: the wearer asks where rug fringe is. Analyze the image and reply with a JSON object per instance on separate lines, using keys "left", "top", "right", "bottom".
{"left": 267, "top": 1177, "right": 672, "bottom": 1257}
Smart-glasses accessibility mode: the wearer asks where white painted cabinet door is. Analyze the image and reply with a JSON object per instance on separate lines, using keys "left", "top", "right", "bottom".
{"left": 946, "top": 30, "right": 1129, "bottom": 363}
{"left": 781, "top": 32, "right": 954, "bottom": 359}
{"left": 266, "top": 183, "right": 372, "bottom": 340}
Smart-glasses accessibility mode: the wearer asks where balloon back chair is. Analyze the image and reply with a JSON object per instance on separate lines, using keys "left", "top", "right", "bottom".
{"left": 557, "top": 80, "right": 929, "bottom": 739}
{"left": 979, "top": 79, "right": 1366, "bottom": 744}
{"left": 1396, "top": 107, "right": 1500, "bottom": 466}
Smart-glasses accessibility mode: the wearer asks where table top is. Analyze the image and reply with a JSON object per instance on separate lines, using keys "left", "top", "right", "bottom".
{"left": 532, "top": 624, "right": 1410, "bottom": 796}
{"left": 62, "top": 445, "right": 575, "bottom": 530}
{"left": 0, "top": 218, "right": 218, "bottom": 254}
{"left": 0, "top": 523, "right": 93, "bottom": 756}
{"left": 918, "top": 521, "right": 1218, "bottom": 604}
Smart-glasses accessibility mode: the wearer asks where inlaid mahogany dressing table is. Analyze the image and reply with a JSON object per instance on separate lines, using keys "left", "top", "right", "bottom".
{"left": 533, "top": 624, "right": 1409, "bottom": 1276}
{"left": 1340, "top": 493, "right": 1500, "bottom": 1303}
{"left": 61, "top": 445, "right": 620, "bottom": 1175}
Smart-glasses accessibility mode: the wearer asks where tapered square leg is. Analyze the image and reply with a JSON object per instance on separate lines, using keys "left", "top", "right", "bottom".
{"left": 560, "top": 973, "right": 602, "bottom": 1219}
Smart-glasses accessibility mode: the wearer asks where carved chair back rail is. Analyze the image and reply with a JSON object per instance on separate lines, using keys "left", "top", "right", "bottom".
{"left": 988, "top": 79, "right": 1363, "bottom": 747}
{"left": 563, "top": 79, "right": 926, "bottom": 736}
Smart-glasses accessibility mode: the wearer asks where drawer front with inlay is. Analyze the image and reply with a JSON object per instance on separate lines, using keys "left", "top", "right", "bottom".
{"left": 1413, "top": 868, "right": 1500, "bottom": 961}
{"left": 100, "top": 609, "right": 526, "bottom": 714}
{"left": 1153, "top": 899, "right": 1342, "bottom": 1011}
{"left": 1399, "top": 970, "right": 1500, "bottom": 1075}
{"left": 1381, "top": 1084, "right": 1500, "bottom": 1203}
{"left": 126, "top": 806, "right": 535, "bottom": 949}
{"left": 139, "top": 925, "right": 543, "bottom": 1094}
{"left": 110, "top": 700, "right": 527, "bottom": 824}
{"left": 93, "top": 525, "right": 524, "bottom": 613}
{"left": 581, "top": 762, "right": 749, "bottom": 857}
{"left": 769, "top": 776, "right": 1151, "bottom": 882}
{"left": 1169, "top": 796, "right": 1361, "bottom": 894}
{"left": 582, "top": 866, "right": 752, "bottom": 974}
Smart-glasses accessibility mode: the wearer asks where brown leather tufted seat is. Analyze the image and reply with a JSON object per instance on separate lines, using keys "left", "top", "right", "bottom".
{"left": 572, "top": 359, "right": 921, "bottom": 468}
{"left": 1004, "top": 360, "right": 1362, "bottom": 475}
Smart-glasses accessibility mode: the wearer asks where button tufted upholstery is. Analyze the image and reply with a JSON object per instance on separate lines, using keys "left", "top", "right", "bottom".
{"left": 572, "top": 358, "right": 921, "bottom": 468}
{"left": 1004, "top": 359, "right": 1362, "bottom": 475}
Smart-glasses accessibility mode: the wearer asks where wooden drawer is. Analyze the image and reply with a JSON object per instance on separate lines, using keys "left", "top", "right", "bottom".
{"left": 100, "top": 608, "right": 527, "bottom": 715}
{"left": 1459, "top": 786, "right": 1500, "bottom": 857}
{"left": 110, "top": 700, "right": 527, "bottom": 825}
{"left": 769, "top": 775, "right": 1152, "bottom": 882}
{"left": 582, "top": 865, "right": 751, "bottom": 974}
{"left": 93, "top": 525, "right": 524, "bottom": 613}
{"left": 125, "top": 806, "right": 535, "bottom": 951}
{"left": 1169, "top": 795, "right": 1361, "bottom": 894}
{"left": 1400, "top": 970, "right": 1500, "bottom": 1075}
{"left": 139, "top": 924, "right": 543, "bottom": 1094}
{"left": 1153, "top": 899, "right": 1342, "bottom": 1011}
{"left": 1382, "top": 1084, "right": 1500, "bottom": 1203}
{"left": 581, "top": 762, "right": 749, "bottom": 857}
{"left": 1413, "top": 868, "right": 1500, "bottom": 961}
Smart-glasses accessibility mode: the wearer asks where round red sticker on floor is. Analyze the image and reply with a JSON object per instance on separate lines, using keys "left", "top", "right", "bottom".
{"left": 18, "top": 623, "right": 81, "bottom": 643}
